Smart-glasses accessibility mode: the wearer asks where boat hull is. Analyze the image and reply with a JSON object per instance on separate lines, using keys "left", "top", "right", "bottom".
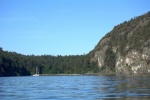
{"left": 32, "top": 74, "right": 39, "bottom": 76}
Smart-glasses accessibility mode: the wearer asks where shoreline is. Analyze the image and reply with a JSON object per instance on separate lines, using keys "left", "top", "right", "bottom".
{"left": 39, "top": 73, "right": 99, "bottom": 76}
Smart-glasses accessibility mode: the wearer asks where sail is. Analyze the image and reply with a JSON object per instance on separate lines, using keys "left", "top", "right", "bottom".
{"left": 33, "top": 67, "right": 39, "bottom": 76}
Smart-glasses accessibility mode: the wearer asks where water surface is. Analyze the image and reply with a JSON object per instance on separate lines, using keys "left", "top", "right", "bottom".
{"left": 0, "top": 75, "right": 150, "bottom": 100}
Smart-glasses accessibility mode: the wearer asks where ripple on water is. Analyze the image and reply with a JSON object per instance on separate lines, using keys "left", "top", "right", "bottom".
{"left": 0, "top": 75, "right": 150, "bottom": 100}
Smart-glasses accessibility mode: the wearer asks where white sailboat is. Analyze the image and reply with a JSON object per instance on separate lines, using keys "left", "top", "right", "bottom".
{"left": 33, "top": 67, "right": 39, "bottom": 76}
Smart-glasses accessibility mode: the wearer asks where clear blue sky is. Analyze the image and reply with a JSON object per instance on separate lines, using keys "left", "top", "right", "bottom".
{"left": 0, "top": 0, "right": 150, "bottom": 56}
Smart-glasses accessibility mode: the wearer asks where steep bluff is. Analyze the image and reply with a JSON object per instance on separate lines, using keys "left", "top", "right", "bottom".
{"left": 91, "top": 12, "right": 150, "bottom": 74}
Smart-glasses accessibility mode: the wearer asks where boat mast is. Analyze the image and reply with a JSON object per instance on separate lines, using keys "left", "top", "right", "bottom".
{"left": 36, "top": 67, "right": 38, "bottom": 74}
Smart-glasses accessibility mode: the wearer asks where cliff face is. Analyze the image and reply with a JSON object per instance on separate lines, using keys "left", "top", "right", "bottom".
{"left": 91, "top": 12, "right": 150, "bottom": 74}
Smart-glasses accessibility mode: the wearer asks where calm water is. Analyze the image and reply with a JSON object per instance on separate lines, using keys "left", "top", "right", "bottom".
{"left": 0, "top": 75, "right": 150, "bottom": 100}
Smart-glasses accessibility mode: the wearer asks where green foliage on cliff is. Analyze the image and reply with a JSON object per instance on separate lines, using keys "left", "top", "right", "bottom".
{"left": 0, "top": 48, "right": 98, "bottom": 76}
{"left": 95, "top": 11, "right": 150, "bottom": 53}
{"left": 104, "top": 49, "right": 116, "bottom": 71}
{"left": 109, "top": 11, "right": 150, "bottom": 55}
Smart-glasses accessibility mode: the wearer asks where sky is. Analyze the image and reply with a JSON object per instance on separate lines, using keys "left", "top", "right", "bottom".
{"left": 0, "top": 0, "right": 150, "bottom": 56}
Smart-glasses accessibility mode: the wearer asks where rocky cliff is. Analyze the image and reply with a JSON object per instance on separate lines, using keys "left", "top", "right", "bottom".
{"left": 91, "top": 12, "right": 150, "bottom": 74}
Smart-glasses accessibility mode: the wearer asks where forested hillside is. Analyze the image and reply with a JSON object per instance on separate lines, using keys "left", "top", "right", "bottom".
{"left": 91, "top": 11, "right": 150, "bottom": 74}
{"left": 0, "top": 48, "right": 98, "bottom": 76}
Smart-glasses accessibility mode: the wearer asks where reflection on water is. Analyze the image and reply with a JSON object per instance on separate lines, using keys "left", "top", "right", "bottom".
{"left": 0, "top": 75, "right": 150, "bottom": 100}
{"left": 98, "top": 75, "right": 150, "bottom": 99}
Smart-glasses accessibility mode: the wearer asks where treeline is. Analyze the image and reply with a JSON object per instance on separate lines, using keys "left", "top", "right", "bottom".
{"left": 0, "top": 48, "right": 99, "bottom": 76}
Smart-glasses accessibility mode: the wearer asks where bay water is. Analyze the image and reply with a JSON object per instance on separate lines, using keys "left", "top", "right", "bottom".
{"left": 0, "top": 75, "right": 150, "bottom": 100}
